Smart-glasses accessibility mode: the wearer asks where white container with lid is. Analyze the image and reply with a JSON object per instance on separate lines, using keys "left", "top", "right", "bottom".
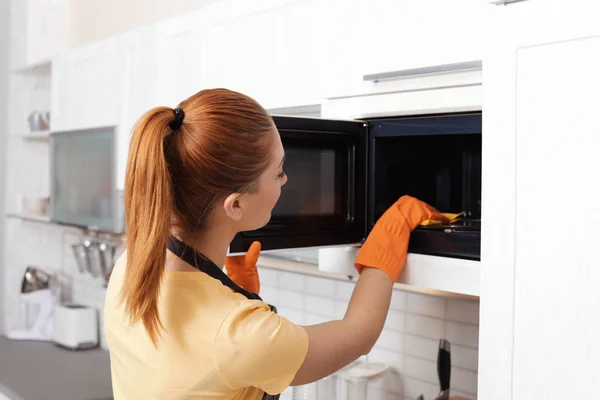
{"left": 343, "top": 362, "right": 391, "bottom": 400}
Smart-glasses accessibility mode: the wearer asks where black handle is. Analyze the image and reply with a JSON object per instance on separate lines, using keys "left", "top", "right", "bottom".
{"left": 437, "top": 339, "right": 451, "bottom": 392}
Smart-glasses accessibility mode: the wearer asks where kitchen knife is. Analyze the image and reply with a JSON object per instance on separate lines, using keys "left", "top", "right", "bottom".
{"left": 435, "top": 338, "right": 451, "bottom": 400}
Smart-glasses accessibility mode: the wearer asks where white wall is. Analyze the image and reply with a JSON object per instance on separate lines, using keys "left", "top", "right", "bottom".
{"left": 69, "top": 0, "right": 218, "bottom": 48}
{"left": 0, "top": 0, "right": 10, "bottom": 335}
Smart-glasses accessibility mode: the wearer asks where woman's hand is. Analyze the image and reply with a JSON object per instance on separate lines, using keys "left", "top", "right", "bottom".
{"left": 225, "top": 241, "right": 261, "bottom": 294}
{"left": 355, "top": 195, "right": 448, "bottom": 282}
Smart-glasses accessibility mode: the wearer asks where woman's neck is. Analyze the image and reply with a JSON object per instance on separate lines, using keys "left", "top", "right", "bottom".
{"left": 167, "top": 224, "right": 236, "bottom": 271}
{"left": 187, "top": 228, "right": 235, "bottom": 269}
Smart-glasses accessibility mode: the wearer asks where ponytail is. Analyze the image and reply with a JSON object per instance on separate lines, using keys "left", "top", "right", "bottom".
{"left": 120, "top": 106, "right": 175, "bottom": 346}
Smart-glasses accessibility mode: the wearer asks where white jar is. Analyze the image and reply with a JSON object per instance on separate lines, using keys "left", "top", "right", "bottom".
{"left": 344, "top": 363, "right": 391, "bottom": 400}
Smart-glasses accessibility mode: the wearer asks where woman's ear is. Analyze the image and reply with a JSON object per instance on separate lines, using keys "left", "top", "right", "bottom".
{"left": 223, "top": 193, "right": 243, "bottom": 221}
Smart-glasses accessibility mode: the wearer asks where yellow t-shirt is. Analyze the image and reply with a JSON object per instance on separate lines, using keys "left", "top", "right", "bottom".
{"left": 104, "top": 252, "right": 309, "bottom": 400}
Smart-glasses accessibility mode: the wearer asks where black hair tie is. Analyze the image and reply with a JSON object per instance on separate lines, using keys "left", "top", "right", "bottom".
{"left": 169, "top": 107, "right": 185, "bottom": 130}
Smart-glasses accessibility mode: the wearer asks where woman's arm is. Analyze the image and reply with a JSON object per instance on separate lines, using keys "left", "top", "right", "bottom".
{"left": 290, "top": 195, "right": 448, "bottom": 386}
{"left": 290, "top": 267, "right": 392, "bottom": 385}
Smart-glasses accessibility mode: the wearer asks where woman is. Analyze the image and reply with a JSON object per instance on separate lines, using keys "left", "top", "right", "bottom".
{"left": 104, "top": 88, "right": 448, "bottom": 399}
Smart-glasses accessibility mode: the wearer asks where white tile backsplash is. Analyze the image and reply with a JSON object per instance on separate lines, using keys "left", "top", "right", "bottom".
{"left": 406, "top": 293, "right": 446, "bottom": 319}
{"left": 377, "top": 329, "right": 405, "bottom": 353}
{"left": 306, "top": 275, "right": 336, "bottom": 297}
{"left": 259, "top": 267, "right": 278, "bottom": 287}
{"left": 451, "top": 367, "right": 479, "bottom": 394}
{"left": 304, "top": 313, "right": 330, "bottom": 326}
{"left": 335, "top": 280, "right": 354, "bottom": 301}
{"left": 384, "top": 309, "right": 405, "bottom": 333}
{"left": 452, "top": 344, "right": 479, "bottom": 371}
{"left": 278, "top": 271, "right": 306, "bottom": 292}
{"left": 334, "top": 300, "right": 347, "bottom": 320}
{"left": 390, "top": 290, "right": 407, "bottom": 311}
{"left": 259, "top": 286, "right": 279, "bottom": 305}
{"left": 446, "top": 299, "right": 480, "bottom": 325}
{"left": 445, "top": 321, "right": 480, "bottom": 348}
{"left": 277, "top": 307, "right": 304, "bottom": 326}
{"left": 404, "top": 355, "right": 438, "bottom": 384}
{"left": 405, "top": 314, "right": 445, "bottom": 340}
{"left": 403, "top": 335, "right": 439, "bottom": 361}
{"left": 305, "top": 294, "right": 335, "bottom": 317}
{"left": 277, "top": 289, "right": 305, "bottom": 310}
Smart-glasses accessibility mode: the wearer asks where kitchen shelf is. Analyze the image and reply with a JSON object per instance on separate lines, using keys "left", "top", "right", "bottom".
{"left": 6, "top": 213, "right": 51, "bottom": 224}
{"left": 11, "top": 59, "right": 52, "bottom": 75}
{"left": 13, "top": 131, "right": 51, "bottom": 141}
{"left": 257, "top": 253, "right": 480, "bottom": 300}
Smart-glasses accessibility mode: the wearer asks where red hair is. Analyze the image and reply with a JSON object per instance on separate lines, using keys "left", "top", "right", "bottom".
{"left": 120, "top": 89, "right": 274, "bottom": 345}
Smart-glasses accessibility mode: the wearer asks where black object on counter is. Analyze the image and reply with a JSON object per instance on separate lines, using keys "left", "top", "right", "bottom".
{"left": 436, "top": 338, "right": 452, "bottom": 399}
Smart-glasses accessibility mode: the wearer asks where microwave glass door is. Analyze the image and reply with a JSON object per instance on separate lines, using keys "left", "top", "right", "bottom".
{"left": 229, "top": 116, "right": 367, "bottom": 253}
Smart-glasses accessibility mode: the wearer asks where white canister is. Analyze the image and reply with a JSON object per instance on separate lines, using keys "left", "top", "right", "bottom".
{"left": 344, "top": 363, "right": 391, "bottom": 400}
{"left": 317, "top": 246, "right": 360, "bottom": 277}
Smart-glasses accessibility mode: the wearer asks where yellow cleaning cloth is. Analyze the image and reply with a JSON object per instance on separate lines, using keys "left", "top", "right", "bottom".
{"left": 420, "top": 211, "right": 464, "bottom": 226}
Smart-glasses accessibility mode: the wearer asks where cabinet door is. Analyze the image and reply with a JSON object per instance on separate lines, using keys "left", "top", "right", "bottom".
{"left": 480, "top": 1, "right": 600, "bottom": 398}
{"left": 117, "top": 26, "right": 159, "bottom": 190}
{"left": 80, "top": 38, "right": 121, "bottom": 128}
{"left": 201, "top": 0, "right": 321, "bottom": 110}
{"left": 156, "top": 12, "right": 204, "bottom": 107}
{"left": 59, "top": 38, "right": 121, "bottom": 131}
{"left": 50, "top": 55, "right": 69, "bottom": 131}
{"left": 319, "top": 0, "right": 488, "bottom": 99}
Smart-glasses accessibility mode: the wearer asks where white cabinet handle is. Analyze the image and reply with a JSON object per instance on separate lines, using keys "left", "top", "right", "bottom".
{"left": 363, "top": 60, "right": 482, "bottom": 83}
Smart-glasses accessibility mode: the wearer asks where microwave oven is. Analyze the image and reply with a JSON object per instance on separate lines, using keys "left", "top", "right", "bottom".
{"left": 230, "top": 112, "right": 482, "bottom": 261}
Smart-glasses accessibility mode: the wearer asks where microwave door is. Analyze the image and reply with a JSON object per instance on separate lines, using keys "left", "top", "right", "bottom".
{"left": 229, "top": 116, "right": 368, "bottom": 254}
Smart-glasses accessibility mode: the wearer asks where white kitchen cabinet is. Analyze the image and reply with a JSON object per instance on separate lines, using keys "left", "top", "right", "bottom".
{"left": 318, "top": 0, "right": 488, "bottom": 99}
{"left": 201, "top": 0, "right": 321, "bottom": 109}
{"left": 50, "top": 37, "right": 121, "bottom": 131}
{"left": 116, "top": 26, "right": 160, "bottom": 190}
{"left": 75, "top": 38, "right": 121, "bottom": 129}
{"left": 480, "top": 1, "right": 600, "bottom": 398}
{"left": 50, "top": 54, "right": 69, "bottom": 132}
{"left": 156, "top": 11, "right": 205, "bottom": 107}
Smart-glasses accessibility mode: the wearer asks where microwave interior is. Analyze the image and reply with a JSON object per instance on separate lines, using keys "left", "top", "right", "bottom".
{"left": 368, "top": 113, "right": 482, "bottom": 260}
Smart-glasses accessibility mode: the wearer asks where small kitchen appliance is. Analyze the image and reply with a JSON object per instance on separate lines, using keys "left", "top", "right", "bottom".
{"left": 6, "top": 267, "right": 59, "bottom": 342}
{"left": 52, "top": 303, "right": 99, "bottom": 350}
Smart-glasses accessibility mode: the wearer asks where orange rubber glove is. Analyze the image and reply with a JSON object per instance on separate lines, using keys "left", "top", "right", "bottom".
{"left": 355, "top": 195, "right": 449, "bottom": 282}
{"left": 225, "top": 241, "right": 261, "bottom": 294}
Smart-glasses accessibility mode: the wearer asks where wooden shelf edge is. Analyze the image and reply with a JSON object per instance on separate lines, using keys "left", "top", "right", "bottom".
{"left": 257, "top": 253, "right": 480, "bottom": 300}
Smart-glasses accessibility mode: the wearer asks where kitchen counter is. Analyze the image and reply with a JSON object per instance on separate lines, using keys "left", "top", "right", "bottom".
{"left": 0, "top": 336, "right": 112, "bottom": 400}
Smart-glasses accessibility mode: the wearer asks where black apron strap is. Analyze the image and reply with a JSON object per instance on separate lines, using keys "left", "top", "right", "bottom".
{"left": 167, "top": 236, "right": 280, "bottom": 400}
{"left": 167, "top": 236, "right": 263, "bottom": 301}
